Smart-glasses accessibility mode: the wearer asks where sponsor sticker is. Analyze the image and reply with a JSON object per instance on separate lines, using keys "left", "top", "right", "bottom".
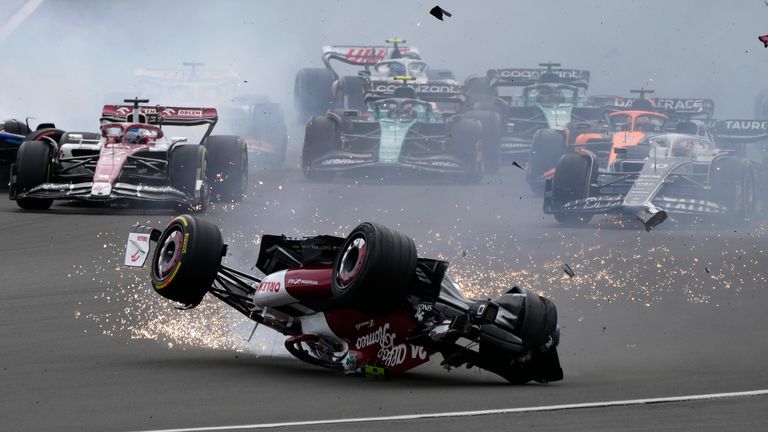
{"left": 256, "top": 280, "right": 281, "bottom": 293}
{"left": 124, "top": 232, "right": 150, "bottom": 267}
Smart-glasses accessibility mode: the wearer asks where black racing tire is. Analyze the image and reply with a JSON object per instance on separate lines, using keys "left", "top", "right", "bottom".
{"left": 449, "top": 118, "right": 484, "bottom": 183}
{"left": 463, "top": 110, "right": 502, "bottom": 175}
{"left": 332, "top": 222, "right": 417, "bottom": 314}
{"left": 302, "top": 116, "right": 338, "bottom": 182}
{"left": 464, "top": 76, "right": 495, "bottom": 100}
{"left": 3, "top": 119, "right": 31, "bottom": 136}
{"left": 527, "top": 129, "right": 566, "bottom": 194}
{"left": 205, "top": 135, "right": 248, "bottom": 202}
{"left": 170, "top": 145, "right": 209, "bottom": 213}
{"left": 14, "top": 140, "right": 53, "bottom": 210}
{"left": 27, "top": 128, "right": 65, "bottom": 149}
{"left": 335, "top": 76, "right": 367, "bottom": 112}
{"left": 710, "top": 157, "right": 755, "bottom": 221}
{"left": 552, "top": 153, "right": 594, "bottom": 225}
{"left": 150, "top": 214, "right": 224, "bottom": 306}
{"left": 294, "top": 68, "right": 335, "bottom": 122}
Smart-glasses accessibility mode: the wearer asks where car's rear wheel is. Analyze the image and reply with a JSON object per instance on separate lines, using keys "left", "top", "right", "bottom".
{"left": 710, "top": 157, "right": 755, "bottom": 221}
{"left": 552, "top": 153, "right": 594, "bottom": 225}
{"left": 464, "top": 76, "right": 496, "bottom": 107}
{"left": 450, "top": 118, "right": 484, "bottom": 183}
{"left": 332, "top": 222, "right": 417, "bottom": 314}
{"left": 527, "top": 129, "right": 566, "bottom": 195}
{"left": 170, "top": 145, "right": 209, "bottom": 213}
{"left": 205, "top": 135, "right": 248, "bottom": 202}
{"left": 150, "top": 214, "right": 224, "bottom": 306}
{"left": 294, "top": 68, "right": 335, "bottom": 122}
{"left": 463, "top": 110, "right": 501, "bottom": 175}
{"left": 302, "top": 116, "right": 338, "bottom": 181}
{"left": 335, "top": 76, "right": 367, "bottom": 112}
{"left": 14, "top": 140, "right": 53, "bottom": 210}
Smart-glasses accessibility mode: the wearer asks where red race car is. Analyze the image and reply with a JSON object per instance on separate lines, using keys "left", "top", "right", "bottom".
{"left": 125, "top": 216, "right": 563, "bottom": 384}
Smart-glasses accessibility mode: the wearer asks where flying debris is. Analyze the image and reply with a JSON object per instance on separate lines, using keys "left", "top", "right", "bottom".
{"left": 429, "top": 6, "right": 452, "bottom": 21}
{"left": 562, "top": 263, "right": 576, "bottom": 278}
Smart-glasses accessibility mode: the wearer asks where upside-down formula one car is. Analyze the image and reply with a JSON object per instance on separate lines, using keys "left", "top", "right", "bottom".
{"left": 9, "top": 99, "right": 248, "bottom": 211}
{"left": 125, "top": 215, "right": 563, "bottom": 384}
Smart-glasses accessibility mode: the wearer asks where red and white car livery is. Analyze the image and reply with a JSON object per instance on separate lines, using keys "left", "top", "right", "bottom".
{"left": 126, "top": 216, "right": 563, "bottom": 383}
{"left": 10, "top": 99, "right": 248, "bottom": 211}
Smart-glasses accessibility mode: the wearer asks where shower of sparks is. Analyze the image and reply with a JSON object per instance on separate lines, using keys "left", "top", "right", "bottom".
{"left": 73, "top": 202, "right": 768, "bottom": 356}
{"left": 76, "top": 230, "right": 287, "bottom": 355}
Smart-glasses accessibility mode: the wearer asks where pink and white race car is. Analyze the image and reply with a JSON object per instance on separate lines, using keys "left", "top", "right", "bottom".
{"left": 125, "top": 215, "right": 563, "bottom": 383}
{"left": 10, "top": 99, "right": 248, "bottom": 211}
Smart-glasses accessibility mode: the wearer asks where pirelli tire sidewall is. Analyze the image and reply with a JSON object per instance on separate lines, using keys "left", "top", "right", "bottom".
{"left": 150, "top": 214, "right": 223, "bottom": 306}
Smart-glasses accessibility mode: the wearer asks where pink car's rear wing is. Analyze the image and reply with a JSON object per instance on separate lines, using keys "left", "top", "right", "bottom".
{"left": 101, "top": 105, "right": 218, "bottom": 126}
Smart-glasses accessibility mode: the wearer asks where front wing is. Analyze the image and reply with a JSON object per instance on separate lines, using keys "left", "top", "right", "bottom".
{"left": 309, "top": 150, "right": 474, "bottom": 175}
{"left": 11, "top": 181, "right": 192, "bottom": 203}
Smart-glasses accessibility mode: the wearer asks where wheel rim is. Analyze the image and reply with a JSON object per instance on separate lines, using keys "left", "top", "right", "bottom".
{"left": 157, "top": 226, "right": 184, "bottom": 280}
{"left": 337, "top": 235, "right": 367, "bottom": 286}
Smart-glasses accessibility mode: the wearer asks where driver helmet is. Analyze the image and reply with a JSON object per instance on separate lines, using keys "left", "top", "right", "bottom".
{"left": 388, "top": 62, "right": 407, "bottom": 77}
{"left": 635, "top": 116, "right": 657, "bottom": 133}
{"left": 671, "top": 139, "right": 694, "bottom": 157}
{"left": 536, "top": 86, "right": 561, "bottom": 104}
{"left": 125, "top": 127, "right": 146, "bottom": 144}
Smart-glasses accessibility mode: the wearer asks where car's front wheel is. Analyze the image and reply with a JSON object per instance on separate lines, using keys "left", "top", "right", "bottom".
{"left": 150, "top": 214, "right": 224, "bottom": 306}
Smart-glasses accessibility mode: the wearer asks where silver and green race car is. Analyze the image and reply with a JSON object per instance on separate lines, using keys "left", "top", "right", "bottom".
{"left": 301, "top": 84, "right": 500, "bottom": 183}
{"left": 464, "top": 62, "right": 605, "bottom": 164}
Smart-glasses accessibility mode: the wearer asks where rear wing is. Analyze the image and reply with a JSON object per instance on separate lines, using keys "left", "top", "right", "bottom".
{"left": 101, "top": 105, "right": 218, "bottom": 126}
{"left": 364, "top": 81, "right": 465, "bottom": 104}
{"left": 321, "top": 45, "right": 419, "bottom": 66}
{"left": 588, "top": 97, "right": 714, "bottom": 118}
{"left": 710, "top": 119, "right": 768, "bottom": 144}
{"left": 487, "top": 68, "right": 590, "bottom": 88}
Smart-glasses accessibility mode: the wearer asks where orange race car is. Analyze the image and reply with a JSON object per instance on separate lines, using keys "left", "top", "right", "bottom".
{"left": 526, "top": 89, "right": 715, "bottom": 193}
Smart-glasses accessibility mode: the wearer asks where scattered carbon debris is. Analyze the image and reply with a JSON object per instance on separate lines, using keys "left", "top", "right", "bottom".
{"left": 429, "top": 5, "right": 452, "bottom": 21}
{"left": 562, "top": 263, "right": 576, "bottom": 278}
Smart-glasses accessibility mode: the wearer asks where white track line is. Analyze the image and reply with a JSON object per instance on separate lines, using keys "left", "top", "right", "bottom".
{"left": 0, "top": 0, "right": 45, "bottom": 45}
{"left": 129, "top": 388, "right": 768, "bottom": 432}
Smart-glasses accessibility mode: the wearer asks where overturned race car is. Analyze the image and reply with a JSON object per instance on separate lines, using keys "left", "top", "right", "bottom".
{"left": 125, "top": 216, "right": 563, "bottom": 384}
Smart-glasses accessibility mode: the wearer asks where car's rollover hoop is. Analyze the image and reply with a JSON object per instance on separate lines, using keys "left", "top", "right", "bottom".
{"left": 125, "top": 215, "right": 563, "bottom": 384}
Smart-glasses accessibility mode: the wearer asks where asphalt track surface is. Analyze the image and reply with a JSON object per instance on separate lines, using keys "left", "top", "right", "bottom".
{"left": 2, "top": 144, "right": 768, "bottom": 431}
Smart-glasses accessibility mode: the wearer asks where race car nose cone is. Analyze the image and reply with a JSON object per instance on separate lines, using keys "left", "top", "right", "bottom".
{"left": 91, "top": 182, "right": 112, "bottom": 197}
{"left": 635, "top": 206, "right": 667, "bottom": 231}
